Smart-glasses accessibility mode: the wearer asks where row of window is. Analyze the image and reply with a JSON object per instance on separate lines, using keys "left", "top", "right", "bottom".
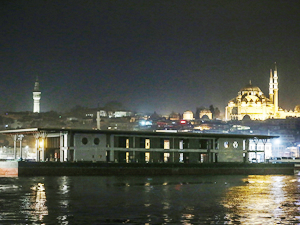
{"left": 119, "top": 152, "right": 209, "bottom": 163}
{"left": 117, "top": 137, "right": 216, "bottom": 149}
{"left": 81, "top": 137, "right": 241, "bottom": 150}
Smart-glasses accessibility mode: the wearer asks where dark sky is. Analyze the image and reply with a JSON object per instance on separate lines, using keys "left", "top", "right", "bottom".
{"left": 1, "top": 0, "right": 300, "bottom": 115}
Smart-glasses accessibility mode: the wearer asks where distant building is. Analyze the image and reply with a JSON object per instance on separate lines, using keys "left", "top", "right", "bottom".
{"left": 169, "top": 112, "right": 180, "bottom": 121}
{"left": 225, "top": 63, "right": 300, "bottom": 120}
{"left": 183, "top": 110, "right": 194, "bottom": 120}
{"left": 114, "top": 110, "right": 132, "bottom": 118}
{"left": 199, "top": 109, "right": 212, "bottom": 120}
{"left": 32, "top": 77, "right": 41, "bottom": 113}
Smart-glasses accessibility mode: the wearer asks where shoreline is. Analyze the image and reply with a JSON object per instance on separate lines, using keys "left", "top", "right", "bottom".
{"left": 0, "top": 161, "right": 295, "bottom": 176}
{"left": 17, "top": 162, "right": 295, "bottom": 176}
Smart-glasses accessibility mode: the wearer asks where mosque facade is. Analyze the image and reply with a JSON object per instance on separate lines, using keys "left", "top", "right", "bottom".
{"left": 225, "top": 64, "right": 300, "bottom": 121}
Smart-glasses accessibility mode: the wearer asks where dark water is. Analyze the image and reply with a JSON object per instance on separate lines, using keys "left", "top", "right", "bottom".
{"left": 1, "top": 175, "right": 300, "bottom": 224}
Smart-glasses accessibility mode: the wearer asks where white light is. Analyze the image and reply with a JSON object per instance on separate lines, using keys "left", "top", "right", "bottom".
{"left": 145, "top": 121, "right": 152, "bottom": 125}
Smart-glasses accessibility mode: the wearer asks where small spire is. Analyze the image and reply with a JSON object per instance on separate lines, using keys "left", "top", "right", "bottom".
{"left": 249, "top": 80, "right": 252, "bottom": 85}
{"left": 274, "top": 62, "right": 277, "bottom": 71}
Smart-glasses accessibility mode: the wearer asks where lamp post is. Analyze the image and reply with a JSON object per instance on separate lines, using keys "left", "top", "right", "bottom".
{"left": 13, "top": 135, "right": 17, "bottom": 160}
{"left": 18, "top": 134, "right": 24, "bottom": 161}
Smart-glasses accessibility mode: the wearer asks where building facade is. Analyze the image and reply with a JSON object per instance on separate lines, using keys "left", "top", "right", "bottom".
{"left": 0, "top": 128, "right": 277, "bottom": 163}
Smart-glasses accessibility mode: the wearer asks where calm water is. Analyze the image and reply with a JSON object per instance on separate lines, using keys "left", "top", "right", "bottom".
{"left": 1, "top": 175, "right": 300, "bottom": 224}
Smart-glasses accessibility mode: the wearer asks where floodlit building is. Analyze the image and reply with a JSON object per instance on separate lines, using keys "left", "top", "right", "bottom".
{"left": 225, "top": 63, "right": 300, "bottom": 120}
{"left": 32, "top": 77, "right": 41, "bottom": 113}
{"left": 0, "top": 128, "right": 278, "bottom": 163}
{"left": 199, "top": 109, "right": 212, "bottom": 120}
{"left": 183, "top": 110, "right": 194, "bottom": 120}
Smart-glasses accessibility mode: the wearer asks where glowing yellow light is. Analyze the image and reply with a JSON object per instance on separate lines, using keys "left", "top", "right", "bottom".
{"left": 39, "top": 139, "right": 44, "bottom": 148}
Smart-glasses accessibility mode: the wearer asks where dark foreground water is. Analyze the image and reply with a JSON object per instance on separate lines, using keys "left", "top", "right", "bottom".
{"left": 1, "top": 175, "right": 300, "bottom": 224}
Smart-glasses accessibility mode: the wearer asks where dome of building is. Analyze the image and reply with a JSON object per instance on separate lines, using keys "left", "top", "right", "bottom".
{"left": 294, "top": 105, "right": 300, "bottom": 112}
{"left": 199, "top": 109, "right": 212, "bottom": 120}
{"left": 200, "top": 109, "right": 211, "bottom": 113}
{"left": 240, "top": 82, "right": 262, "bottom": 93}
{"left": 183, "top": 110, "right": 194, "bottom": 120}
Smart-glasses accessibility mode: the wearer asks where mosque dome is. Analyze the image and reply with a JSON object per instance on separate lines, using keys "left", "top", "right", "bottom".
{"left": 200, "top": 109, "right": 211, "bottom": 113}
{"left": 240, "top": 82, "right": 262, "bottom": 93}
{"left": 183, "top": 110, "right": 194, "bottom": 120}
{"left": 294, "top": 105, "right": 300, "bottom": 112}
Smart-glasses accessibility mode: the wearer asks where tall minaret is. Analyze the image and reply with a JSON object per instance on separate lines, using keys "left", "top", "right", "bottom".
{"left": 273, "top": 62, "right": 279, "bottom": 114}
{"left": 33, "top": 77, "right": 41, "bottom": 113}
{"left": 269, "top": 69, "right": 274, "bottom": 103}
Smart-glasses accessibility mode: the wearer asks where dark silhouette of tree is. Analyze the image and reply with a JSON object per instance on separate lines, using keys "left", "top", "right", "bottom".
{"left": 195, "top": 106, "right": 205, "bottom": 119}
{"left": 214, "top": 107, "right": 220, "bottom": 119}
{"left": 209, "top": 105, "right": 215, "bottom": 118}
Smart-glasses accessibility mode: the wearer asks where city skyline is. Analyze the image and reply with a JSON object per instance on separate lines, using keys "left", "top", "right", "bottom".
{"left": 1, "top": 1, "right": 300, "bottom": 114}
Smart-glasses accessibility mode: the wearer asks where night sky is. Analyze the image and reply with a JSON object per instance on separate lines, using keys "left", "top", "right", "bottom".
{"left": 1, "top": 0, "right": 300, "bottom": 115}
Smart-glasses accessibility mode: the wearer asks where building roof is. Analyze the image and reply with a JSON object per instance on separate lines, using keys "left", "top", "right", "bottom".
{"left": 0, "top": 127, "right": 279, "bottom": 140}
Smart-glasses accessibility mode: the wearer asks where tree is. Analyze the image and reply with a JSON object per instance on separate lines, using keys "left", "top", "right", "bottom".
{"left": 195, "top": 106, "right": 205, "bottom": 119}
{"left": 209, "top": 105, "right": 215, "bottom": 118}
{"left": 214, "top": 107, "right": 220, "bottom": 119}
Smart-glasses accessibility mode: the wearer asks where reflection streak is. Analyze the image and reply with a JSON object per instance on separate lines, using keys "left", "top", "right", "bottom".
{"left": 222, "top": 175, "right": 300, "bottom": 224}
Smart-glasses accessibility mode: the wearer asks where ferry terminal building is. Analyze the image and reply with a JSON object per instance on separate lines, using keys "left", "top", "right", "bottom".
{"left": 0, "top": 128, "right": 278, "bottom": 163}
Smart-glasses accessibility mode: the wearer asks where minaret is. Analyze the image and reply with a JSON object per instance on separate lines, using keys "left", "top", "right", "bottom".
{"left": 33, "top": 77, "right": 41, "bottom": 113}
{"left": 269, "top": 69, "right": 274, "bottom": 103}
{"left": 273, "top": 62, "right": 278, "bottom": 114}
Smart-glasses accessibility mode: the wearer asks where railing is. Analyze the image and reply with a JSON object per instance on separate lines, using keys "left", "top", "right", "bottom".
{"left": 268, "top": 157, "right": 300, "bottom": 164}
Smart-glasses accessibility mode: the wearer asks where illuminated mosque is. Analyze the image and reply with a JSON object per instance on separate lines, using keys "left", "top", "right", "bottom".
{"left": 225, "top": 63, "right": 300, "bottom": 120}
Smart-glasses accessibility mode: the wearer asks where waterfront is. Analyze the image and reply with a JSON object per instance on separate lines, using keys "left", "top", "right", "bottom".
{"left": 1, "top": 175, "right": 300, "bottom": 224}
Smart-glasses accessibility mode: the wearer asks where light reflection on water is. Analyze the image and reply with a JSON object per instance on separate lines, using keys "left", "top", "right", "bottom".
{"left": 0, "top": 175, "right": 299, "bottom": 224}
{"left": 222, "top": 175, "right": 300, "bottom": 224}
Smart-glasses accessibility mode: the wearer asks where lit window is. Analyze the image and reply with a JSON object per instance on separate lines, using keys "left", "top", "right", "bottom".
{"left": 145, "top": 152, "right": 150, "bottom": 162}
{"left": 164, "top": 153, "right": 170, "bottom": 162}
{"left": 224, "top": 141, "right": 229, "bottom": 148}
{"left": 126, "top": 138, "right": 129, "bottom": 148}
{"left": 179, "top": 153, "right": 184, "bottom": 162}
{"left": 126, "top": 152, "right": 129, "bottom": 163}
{"left": 233, "top": 141, "right": 238, "bottom": 148}
{"left": 145, "top": 139, "right": 150, "bottom": 149}
{"left": 179, "top": 140, "right": 184, "bottom": 149}
{"left": 164, "top": 140, "right": 170, "bottom": 149}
